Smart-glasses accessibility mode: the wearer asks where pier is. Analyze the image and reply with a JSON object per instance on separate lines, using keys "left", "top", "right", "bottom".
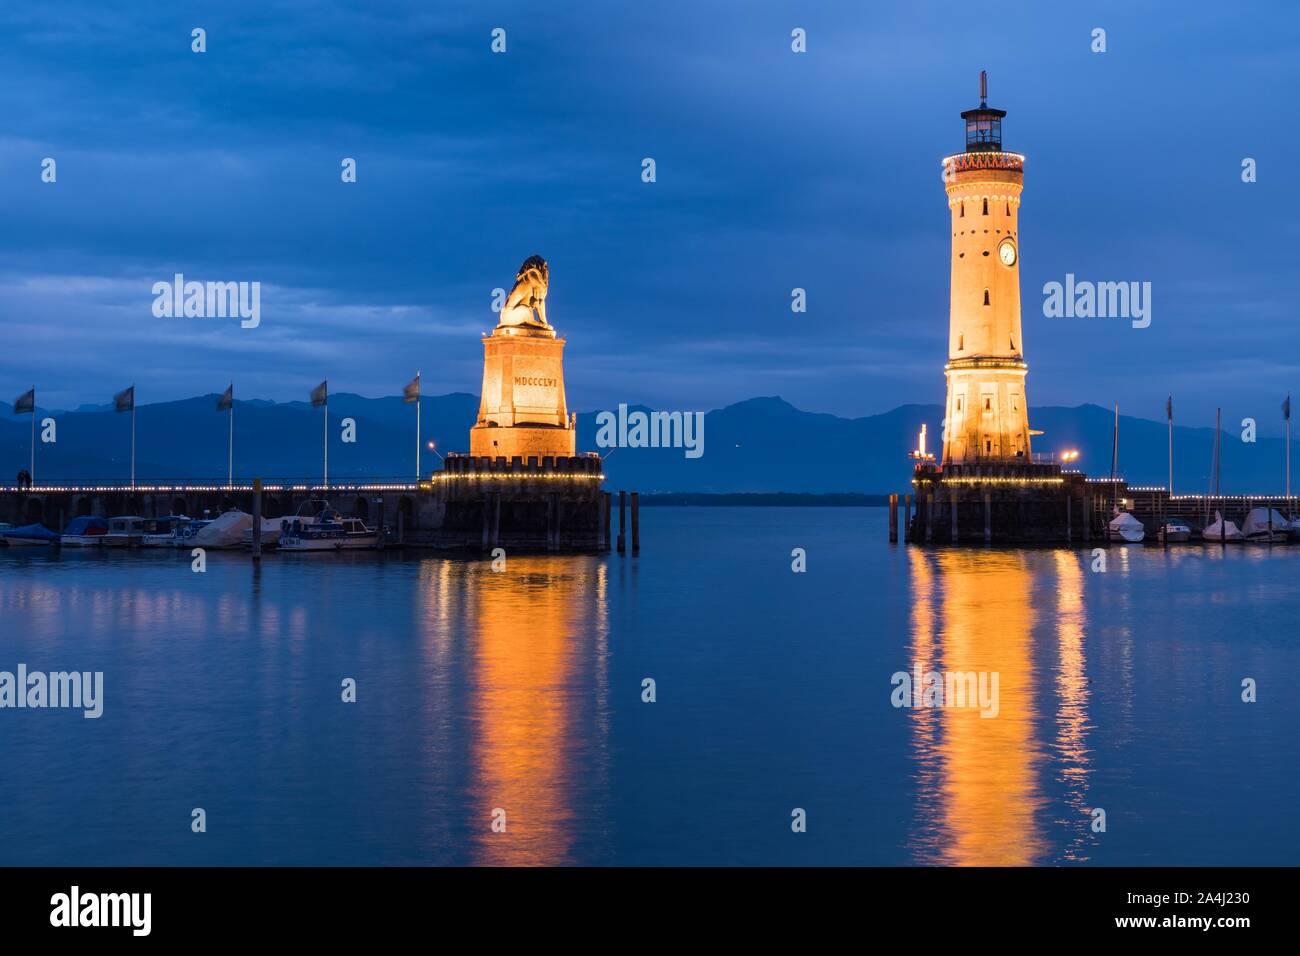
{"left": 894, "top": 468, "right": 1299, "bottom": 545}
{"left": 0, "top": 455, "right": 637, "bottom": 553}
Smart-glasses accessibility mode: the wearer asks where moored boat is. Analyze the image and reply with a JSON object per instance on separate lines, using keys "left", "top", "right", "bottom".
{"left": 103, "top": 515, "right": 148, "bottom": 548}
{"left": 171, "top": 518, "right": 213, "bottom": 547}
{"left": 1108, "top": 510, "right": 1145, "bottom": 543}
{"left": 60, "top": 516, "right": 110, "bottom": 547}
{"left": 141, "top": 515, "right": 189, "bottom": 547}
{"left": 1202, "top": 511, "right": 1244, "bottom": 543}
{"left": 1158, "top": 518, "right": 1191, "bottom": 543}
{"left": 0, "top": 523, "right": 60, "bottom": 547}
{"left": 279, "top": 509, "right": 381, "bottom": 551}
{"left": 189, "top": 510, "right": 253, "bottom": 549}
{"left": 1241, "top": 507, "right": 1289, "bottom": 543}
{"left": 259, "top": 499, "right": 339, "bottom": 551}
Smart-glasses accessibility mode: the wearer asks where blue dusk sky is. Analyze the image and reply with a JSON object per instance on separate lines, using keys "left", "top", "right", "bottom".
{"left": 1, "top": 1, "right": 1297, "bottom": 432}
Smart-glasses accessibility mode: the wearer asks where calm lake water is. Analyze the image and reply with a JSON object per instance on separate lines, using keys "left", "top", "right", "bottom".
{"left": 0, "top": 506, "right": 1295, "bottom": 866}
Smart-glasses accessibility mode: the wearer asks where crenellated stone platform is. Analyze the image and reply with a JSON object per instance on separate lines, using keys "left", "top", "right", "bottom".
{"left": 428, "top": 452, "right": 607, "bottom": 552}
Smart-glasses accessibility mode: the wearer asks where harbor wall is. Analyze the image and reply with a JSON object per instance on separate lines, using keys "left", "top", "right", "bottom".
{"left": 903, "top": 467, "right": 1300, "bottom": 545}
{"left": 0, "top": 452, "right": 609, "bottom": 553}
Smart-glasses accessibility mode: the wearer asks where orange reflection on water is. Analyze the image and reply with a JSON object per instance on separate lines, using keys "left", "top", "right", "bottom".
{"left": 908, "top": 549, "right": 1047, "bottom": 865}
{"left": 465, "top": 557, "right": 607, "bottom": 865}
{"left": 1052, "top": 550, "right": 1093, "bottom": 862}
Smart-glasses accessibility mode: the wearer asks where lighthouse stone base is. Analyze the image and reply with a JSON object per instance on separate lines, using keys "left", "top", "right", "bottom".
{"left": 909, "top": 461, "right": 1102, "bottom": 544}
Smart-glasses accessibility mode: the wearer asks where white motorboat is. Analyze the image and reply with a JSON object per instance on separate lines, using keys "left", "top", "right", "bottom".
{"left": 258, "top": 499, "right": 341, "bottom": 551}
{"left": 1241, "top": 507, "right": 1289, "bottom": 543}
{"left": 103, "top": 515, "right": 148, "bottom": 548}
{"left": 279, "top": 509, "right": 380, "bottom": 551}
{"left": 1202, "top": 511, "right": 1244, "bottom": 543}
{"left": 60, "top": 516, "right": 110, "bottom": 547}
{"left": 1108, "top": 510, "right": 1145, "bottom": 543}
{"left": 170, "top": 518, "right": 213, "bottom": 547}
{"left": 141, "top": 515, "right": 189, "bottom": 547}
{"left": 1158, "top": 519, "right": 1191, "bottom": 543}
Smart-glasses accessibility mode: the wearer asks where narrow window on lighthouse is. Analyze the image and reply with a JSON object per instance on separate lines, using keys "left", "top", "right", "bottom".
{"left": 982, "top": 198, "right": 988, "bottom": 215}
{"left": 958, "top": 333, "right": 964, "bottom": 350}
{"left": 960, "top": 202, "right": 965, "bottom": 218}
{"left": 983, "top": 289, "right": 990, "bottom": 306}
{"left": 1005, "top": 202, "right": 1011, "bottom": 216}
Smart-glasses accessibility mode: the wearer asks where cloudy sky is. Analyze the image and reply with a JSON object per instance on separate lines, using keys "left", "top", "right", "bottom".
{"left": 1, "top": 1, "right": 1297, "bottom": 431}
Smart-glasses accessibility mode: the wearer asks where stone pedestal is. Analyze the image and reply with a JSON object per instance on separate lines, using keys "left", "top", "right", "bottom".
{"left": 469, "top": 325, "right": 576, "bottom": 459}
{"left": 909, "top": 461, "right": 1097, "bottom": 544}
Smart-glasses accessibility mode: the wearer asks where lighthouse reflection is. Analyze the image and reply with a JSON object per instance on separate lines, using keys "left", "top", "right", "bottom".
{"left": 461, "top": 556, "right": 611, "bottom": 866}
{"left": 907, "top": 548, "right": 1093, "bottom": 864}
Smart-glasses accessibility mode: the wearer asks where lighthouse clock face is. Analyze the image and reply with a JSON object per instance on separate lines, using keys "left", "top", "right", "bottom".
{"left": 998, "top": 238, "right": 1017, "bottom": 266}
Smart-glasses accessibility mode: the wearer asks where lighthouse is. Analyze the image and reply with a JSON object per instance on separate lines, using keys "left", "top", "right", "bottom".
{"left": 941, "top": 71, "right": 1035, "bottom": 464}
{"left": 906, "top": 75, "right": 1092, "bottom": 545}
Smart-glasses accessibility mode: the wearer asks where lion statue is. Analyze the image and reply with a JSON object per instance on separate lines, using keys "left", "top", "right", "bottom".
{"left": 498, "top": 255, "right": 550, "bottom": 328}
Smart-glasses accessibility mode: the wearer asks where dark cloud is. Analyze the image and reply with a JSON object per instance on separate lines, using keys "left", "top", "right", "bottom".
{"left": 1, "top": 1, "right": 1297, "bottom": 429}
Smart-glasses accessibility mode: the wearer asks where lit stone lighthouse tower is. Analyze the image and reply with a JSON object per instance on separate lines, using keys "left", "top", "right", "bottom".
{"left": 941, "top": 72, "right": 1035, "bottom": 465}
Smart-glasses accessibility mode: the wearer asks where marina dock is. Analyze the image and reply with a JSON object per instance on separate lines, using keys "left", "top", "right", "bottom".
{"left": 892, "top": 471, "right": 1299, "bottom": 545}
{"left": 0, "top": 455, "right": 638, "bottom": 553}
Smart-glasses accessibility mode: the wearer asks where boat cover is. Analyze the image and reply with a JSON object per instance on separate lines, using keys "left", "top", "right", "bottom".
{"left": 1242, "top": 508, "right": 1289, "bottom": 537}
{"left": 1108, "top": 512, "right": 1145, "bottom": 539}
{"left": 1, "top": 523, "right": 59, "bottom": 541}
{"left": 190, "top": 510, "right": 252, "bottom": 548}
{"left": 62, "top": 516, "right": 109, "bottom": 536}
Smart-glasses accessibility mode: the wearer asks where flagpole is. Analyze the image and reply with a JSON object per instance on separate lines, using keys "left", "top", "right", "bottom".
{"left": 131, "top": 386, "right": 136, "bottom": 490}
{"left": 1167, "top": 397, "right": 1173, "bottom": 497}
{"left": 1279, "top": 392, "right": 1289, "bottom": 509}
{"left": 30, "top": 386, "right": 36, "bottom": 483}
{"left": 416, "top": 371, "right": 421, "bottom": 479}
{"left": 228, "top": 401, "right": 234, "bottom": 490}
{"left": 324, "top": 401, "right": 329, "bottom": 490}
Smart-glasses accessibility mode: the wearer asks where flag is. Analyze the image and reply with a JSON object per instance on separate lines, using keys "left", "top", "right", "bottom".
{"left": 403, "top": 373, "right": 420, "bottom": 403}
{"left": 310, "top": 380, "right": 328, "bottom": 407}
{"left": 1285, "top": 394, "right": 1292, "bottom": 422}
{"left": 14, "top": 388, "right": 34, "bottom": 414}
{"left": 1166, "top": 396, "right": 1172, "bottom": 421}
{"left": 217, "top": 384, "right": 233, "bottom": 411}
{"left": 114, "top": 386, "right": 135, "bottom": 412}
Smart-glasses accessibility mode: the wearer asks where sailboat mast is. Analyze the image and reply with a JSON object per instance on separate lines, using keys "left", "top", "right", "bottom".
{"left": 1214, "top": 407, "right": 1221, "bottom": 499}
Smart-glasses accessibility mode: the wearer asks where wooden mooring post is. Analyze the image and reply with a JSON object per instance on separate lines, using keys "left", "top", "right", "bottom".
{"left": 617, "top": 490, "right": 627, "bottom": 554}
{"left": 602, "top": 491, "right": 612, "bottom": 552}
{"left": 903, "top": 493, "right": 912, "bottom": 543}
{"left": 888, "top": 493, "right": 898, "bottom": 543}
{"left": 631, "top": 492, "right": 640, "bottom": 553}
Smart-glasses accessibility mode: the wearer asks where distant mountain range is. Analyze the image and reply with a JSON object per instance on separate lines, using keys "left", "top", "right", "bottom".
{"left": 0, "top": 394, "right": 1291, "bottom": 494}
